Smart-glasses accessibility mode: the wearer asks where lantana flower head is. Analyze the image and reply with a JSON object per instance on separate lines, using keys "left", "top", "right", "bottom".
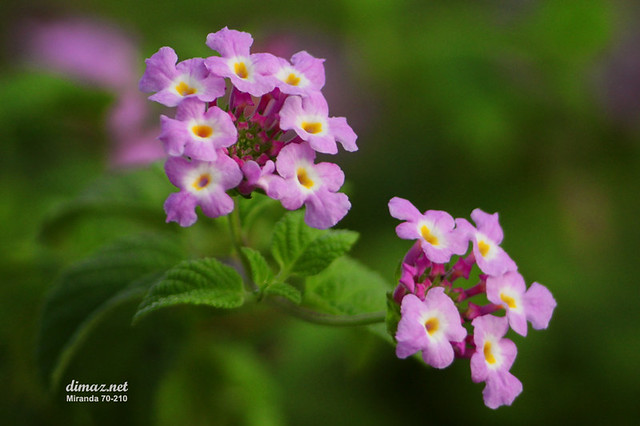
{"left": 270, "top": 142, "right": 350, "bottom": 229}
{"left": 470, "top": 315, "right": 523, "bottom": 409}
{"left": 159, "top": 98, "right": 237, "bottom": 161}
{"left": 139, "top": 47, "right": 226, "bottom": 107}
{"left": 279, "top": 93, "right": 357, "bottom": 154}
{"left": 395, "top": 289, "right": 467, "bottom": 369}
{"left": 204, "top": 27, "right": 278, "bottom": 97}
{"left": 387, "top": 197, "right": 555, "bottom": 409}
{"left": 388, "top": 197, "right": 468, "bottom": 264}
{"left": 140, "top": 28, "right": 356, "bottom": 229}
{"left": 164, "top": 155, "right": 242, "bottom": 227}
{"left": 486, "top": 271, "right": 557, "bottom": 336}
{"left": 456, "top": 209, "right": 517, "bottom": 277}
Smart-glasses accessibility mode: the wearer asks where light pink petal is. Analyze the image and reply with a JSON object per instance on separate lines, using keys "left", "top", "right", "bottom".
{"left": 388, "top": 197, "right": 423, "bottom": 222}
{"left": 482, "top": 371, "right": 523, "bottom": 409}
{"left": 304, "top": 190, "right": 350, "bottom": 229}
{"left": 471, "top": 208, "right": 504, "bottom": 244}
{"left": 164, "top": 192, "right": 198, "bottom": 227}
{"left": 523, "top": 282, "right": 556, "bottom": 330}
{"left": 328, "top": 116, "right": 358, "bottom": 152}
{"left": 206, "top": 27, "right": 253, "bottom": 58}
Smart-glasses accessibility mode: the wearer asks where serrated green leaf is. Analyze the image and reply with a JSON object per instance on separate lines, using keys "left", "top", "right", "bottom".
{"left": 271, "top": 211, "right": 357, "bottom": 277}
{"left": 264, "top": 282, "right": 302, "bottom": 304}
{"left": 304, "top": 256, "right": 391, "bottom": 316}
{"left": 292, "top": 230, "right": 359, "bottom": 276}
{"left": 134, "top": 257, "right": 245, "bottom": 322}
{"left": 271, "top": 211, "right": 323, "bottom": 271}
{"left": 240, "top": 247, "right": 273, "bottom": 286}
{"left": 36, "top": 234, "right": 184, "bottom": 389}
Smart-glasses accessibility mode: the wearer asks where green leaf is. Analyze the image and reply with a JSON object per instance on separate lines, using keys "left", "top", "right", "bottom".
{"left": 134, "top": 257, "right": 245, "bottom": 322}
{"left": 304, "top": 256, "right": 391, "bottom": 316}
{"left": 36, "top": 234, "right": 184, "bottom": 389}
{"left": 271, "top": 211, "right": 323, "bottom": 271}
{"left": 39, "top": 164, "right": 171, "bottom": 244}
{"left": 264, "top": 282, "right": 302, "bottom": 305}
{"left": 240, "top": 247, "right": 273, "bottom": 286}
{"left": 292, "top": 230, "right": 359, "bottom": 276}
{"left": 271, "top": 211, "right": 358, "bottom": 277}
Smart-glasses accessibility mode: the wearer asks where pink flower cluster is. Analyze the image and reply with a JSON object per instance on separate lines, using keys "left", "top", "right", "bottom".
{"left": 388, "top": 197, "right": 556, "bottom": 409}
{"left": 139, "top": 27, "right": 357, "bottom": 229}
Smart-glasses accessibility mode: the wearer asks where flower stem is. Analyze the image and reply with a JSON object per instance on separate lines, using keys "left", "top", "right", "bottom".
{"left": 228, "top": 200, "right": 259, "bottom": 293}
{"left": 269, "top": 297, "right": 386, "bottom": 327}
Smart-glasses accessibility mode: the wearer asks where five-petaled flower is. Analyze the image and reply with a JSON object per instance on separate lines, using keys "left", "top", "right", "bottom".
{"left": 470, "top": 315, "right": 523, "bottom": 409}
{"left": 395, "top": 289, "right": 467, "bottom": 369}
{"left": 159, "top": 98, "right": 237, "bottom": 161}
{"left": 139, "top": 47, "right": 226, "bottom": 107}
{"left": 270, "top": 142, "right": 350, "bottom": 229}
{"left": 486, "top": 271, "right": 556, "bottom": 336}
{"left": 389, "top": 197, "right": 468, "bottom": 264}
{"left": 456, "top": 209, "right": 517, "bottom": 277}
{"left": 164, "top": 155, "right": 243, "bottom": 227}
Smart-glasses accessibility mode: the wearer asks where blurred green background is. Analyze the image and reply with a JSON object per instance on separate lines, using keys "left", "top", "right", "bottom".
{"left": 2, "top": 0, "right": 639, "bottom": 424}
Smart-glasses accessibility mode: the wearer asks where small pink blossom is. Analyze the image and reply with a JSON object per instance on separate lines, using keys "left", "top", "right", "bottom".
{"left": 164, "top": 155, "right": 242, "bottom": 226}
{"left": 486, "top": 271, "right": 556, "bottom": 336}
{"left": 395, "top": 289, "right": 467, "bottom": 369}
{"left": 139, "top": 47, "right": 226, "bottom": 107}
{"left": 270, "top": 142, "right": 350, "bottom": 229}
{"left": 388, "top": 197, "right": 468, "bottom": 264}
{"left": 456, "top": 209, "right": 517, "bottom": 277}
{"left": 159, "top": 98, "right": 237, "bottom": 161}
{"left": 278, "top": 93, "right": 357, "bottom": 154}
{"left": 470, "top": 315, "right": 523, "bottom": 409}
{"left": 205, "top": 27, "right": 278, "bottom": 97}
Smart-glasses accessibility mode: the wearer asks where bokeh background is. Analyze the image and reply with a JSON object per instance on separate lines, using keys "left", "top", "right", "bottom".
{"left": 2, "top": 0, "right": 639, "bottom": 424}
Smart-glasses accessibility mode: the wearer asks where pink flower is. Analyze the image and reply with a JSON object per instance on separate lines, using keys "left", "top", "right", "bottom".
{"left": 159, "top": 98, "right": 237, "bottom": 161}
{"left": 271, "top": 51, "right": 326, "bottom": 96}
{"left": 139, "top": 47, "right": 226, "bottom": 107}
{"left": 270, "top": 142, "right": 350, "bottom": 229}
{"left": 456, "top": 209, "right": 517, "bottom": 277}
{"left": 486, "top": 271, "right": 556, "bottom": 336}
{"left": 205, "top": 27, "right": 278, "bottom": 97}
{"left": 470, "top": 315, "right": 523, "bottom": 409}
{"left": 164, "top": 155, "right": 243, "bottom": 226}
{"left": 395, "top": 289, "right": 467, "bottom": 369}
{"left": 278, "top": 93, "right": 357, "bottom": 154}
{"left": 388, "top": 197, "right": 468, "bottom": 264}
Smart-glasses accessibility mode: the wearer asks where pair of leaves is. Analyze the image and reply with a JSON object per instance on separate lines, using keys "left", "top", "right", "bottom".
{"left": 240, "top": 211, "right": 360, "bottom": 306}
{"left": 271, "top": 211, "right": 359, "bottom": 278}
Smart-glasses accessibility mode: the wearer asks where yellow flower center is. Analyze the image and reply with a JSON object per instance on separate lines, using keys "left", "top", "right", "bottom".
{"left": 285, "top": 73, "right": 301, "bottom": 86}
{"left": 424, "top": 317, "right": 439, "bottom": 336}
{"left": 191, "top": 125, "right": 213, "bottom": 138}
{"left": 500, "top": 293, "right": 517, "bottom": 309}
{"left": 234, "top": 62, "right": 249, "bottom": 79}
{"left": 176, "top": 81, "right": 196, "bottom": 96}
{"left": 420, "top": 225, "right": 439, "bottom": 246}
{"left": 192, "top": 173, "right": 212, "bottom": 191}
{"left": 484, "top": 341, "right": 496, "bottom": 364}
{"left": 296, "top": 168, "right": 315, "bottom": 189}
{"left": 478, "top": 240, "right": 490, "bottom": 257}
{"left": 302, "top": 121, "right": 322, "bottom": 134}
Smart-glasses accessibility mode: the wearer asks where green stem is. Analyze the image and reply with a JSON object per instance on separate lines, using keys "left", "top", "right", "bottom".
{"left": 228, "top": 200, "right": 259, "bottom": 293}
{"left": 270, "top": 297, "right": 386, "bottom": 327}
